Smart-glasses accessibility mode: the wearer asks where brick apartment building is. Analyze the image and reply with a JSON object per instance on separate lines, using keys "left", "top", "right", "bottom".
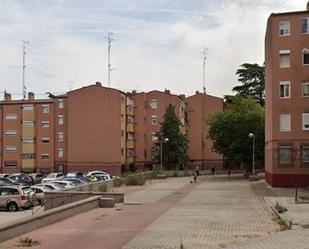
{"left": 186, "top": 91, "right": 224, "bottom": 170}
{"left": 265, "top": 2, "right": 309, "bottom": 186}
{"left": 0, "top": 82, "right": 134, "bottom": 176}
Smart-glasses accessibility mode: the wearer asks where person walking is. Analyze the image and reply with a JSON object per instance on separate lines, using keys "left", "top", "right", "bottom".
{"left": 227, "top": 168, "right": 231, "bottom": 178}
{"left": 211, "top": 166, "right": 216, "bottom": 176}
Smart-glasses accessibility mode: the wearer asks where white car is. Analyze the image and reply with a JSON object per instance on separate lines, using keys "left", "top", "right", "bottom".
{"left": 41, "top": 173, "right": 64, "bottom": 183}
{"left": 35, "top": 183, "right": 64, "bottom": 191}
{"left": 50, "top": 180, "right": 75, "bottom": 189}
{"left": 85, "top": 171, "right": 112, "bottom": 179}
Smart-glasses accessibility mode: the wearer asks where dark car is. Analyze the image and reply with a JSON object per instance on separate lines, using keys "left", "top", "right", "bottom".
{"left": 65, "top": 172, "right": 83, "bottom": 178}
{"left": 0, "top": 178, "right": 20, "bottom": 186}
{"left": 8, "top": 174, "right": 34, "bottom": 186}
{"left": 29, "top": 173, "right": 44, "bottom": 184}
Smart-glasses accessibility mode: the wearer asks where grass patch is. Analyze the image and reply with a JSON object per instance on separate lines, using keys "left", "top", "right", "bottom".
{"left": 17, "top": 237, "right": 41, "bottom": 247}
{"left": 125, "top": 174, "right": 145, "bottom": 186}
{"left": 278, "top": 218, "right": 292, "bottom": 231}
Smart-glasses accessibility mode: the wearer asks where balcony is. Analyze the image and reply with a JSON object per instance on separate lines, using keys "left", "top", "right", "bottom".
{"left": 126, "top": 106, "right": 134, "bottom": 116}
{"left": 126, "top": 140, "right": 134, "bottom": 149}
{"left": 126, "top": 123, "right": 134, "bottom": 133}
{"left": 21, "top": 159, "right": 35, "bottom": 169}
{"left": 22, "top": 110, "right": 35, "bottom": 121}
{"left": 22, "top": 127, "right": 35, "bottom": 137}
{"left": 22, "top": 144, "right": 35, "bottom": 153}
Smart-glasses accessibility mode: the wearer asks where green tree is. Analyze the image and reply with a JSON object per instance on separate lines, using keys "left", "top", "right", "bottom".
{"left": 207, "top": 96, "right": 264, "bottom": 172}
{"left": 232, "top": 63, "right": 265, "bottom": 105}
{"left": 153, "top": 104, "right": 189, "bottom": 170}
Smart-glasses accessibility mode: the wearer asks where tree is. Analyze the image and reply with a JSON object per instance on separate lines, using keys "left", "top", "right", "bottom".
{"left": 232, "top": 63, "right": 265, "bottom": 105}
{"left": 207, "top": 96, "right": 264, "bottom": 172}
{"left": 153, "top": 104, "right": 189, "bottom": 170}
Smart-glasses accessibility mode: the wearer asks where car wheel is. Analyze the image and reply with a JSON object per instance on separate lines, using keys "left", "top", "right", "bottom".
{"left": 7, "top": 202, "right": 18, "bottom": 212}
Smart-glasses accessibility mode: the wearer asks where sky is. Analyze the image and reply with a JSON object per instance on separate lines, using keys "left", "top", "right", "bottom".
{"left": 0, "top": 0, "right": 306, "bottom": 99}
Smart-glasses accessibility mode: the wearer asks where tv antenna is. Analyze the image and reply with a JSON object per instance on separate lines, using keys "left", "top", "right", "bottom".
{"left": 22, "top": 40, "right": 29, "bottom": 99}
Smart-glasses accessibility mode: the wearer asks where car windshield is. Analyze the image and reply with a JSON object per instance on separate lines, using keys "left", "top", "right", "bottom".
{"left": 22, "top": 187, "right": 32, "bottom": 194}
{"left": 46, "top": 173, "right": 57, "bottom": 178}
{"left": 66, "top": 173, "right": 76, "bottom": 177}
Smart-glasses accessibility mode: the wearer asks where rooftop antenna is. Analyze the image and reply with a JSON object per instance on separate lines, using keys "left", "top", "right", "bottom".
{"left": 107, "top": 31, "right": 113, "bottom": 87}
{"left": 203, "top": 47, "right": 208, "bottom": 94}
{"left": 22, "top": 40, "right": 29, "bottom": 99}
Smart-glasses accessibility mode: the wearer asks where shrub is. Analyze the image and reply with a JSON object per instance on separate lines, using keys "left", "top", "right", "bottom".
{"left": 18, "top": 237, "right": 41, "bottom": 247}
{"left": 275, "top": 202, "right": 288, "bottom": 213}
{"left": 98, "top": 183, "right": 108, "bottom": 192}
{"left": 126, "top": 174, "right": 145, "bottom": 186}
{"left": 113, "top": 177, "right": 124, "bottom": 187}
{"left": 151, "top": 165, "right": 161, "bottom": 178}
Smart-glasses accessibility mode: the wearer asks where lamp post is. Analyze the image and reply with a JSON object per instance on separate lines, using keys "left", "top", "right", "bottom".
{"left": 248, "top": 133, "right": 255, "bottom": 175}
{"left": 155, "top": 137, "right": 169, "bottom": 174}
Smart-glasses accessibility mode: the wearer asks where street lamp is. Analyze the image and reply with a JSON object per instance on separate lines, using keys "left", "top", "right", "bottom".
{"left": 248, "top": 133, "right": 255, "bottom": 175}
{"left": 155, "top": 137, "right": 169, "bottom": 174}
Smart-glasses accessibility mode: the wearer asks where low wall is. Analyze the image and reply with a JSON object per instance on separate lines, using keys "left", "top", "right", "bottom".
{"left": 0, "top": 196, "right": 100, "bottom": 242}
{"left": 44, "top": 191, "right": 124, "bottom": 210}
{"left": 65, "top": 179, "right": 114, "bottom": 192}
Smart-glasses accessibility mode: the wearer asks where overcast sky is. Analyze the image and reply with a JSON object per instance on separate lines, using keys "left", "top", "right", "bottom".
{"left": 0, "top": 0, "right": 306, "bottom": 99}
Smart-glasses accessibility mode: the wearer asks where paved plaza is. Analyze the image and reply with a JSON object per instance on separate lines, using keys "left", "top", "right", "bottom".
{"left": 1, "top": 175, "right": 309, "bottom": 248}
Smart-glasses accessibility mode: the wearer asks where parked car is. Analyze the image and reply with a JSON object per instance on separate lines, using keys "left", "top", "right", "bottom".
{"left": 63, "top": 178, "right": 85, "bottom": 185}
{"left": 0, "top": 178, "right": 20, "bottom": 186}
{"left": 65, "top": 172, "right": 83, "bottom": 178}
{"left": 79, "top": 177, "right": 91, "bottom": 183}
{"left": 0, "top": 186, "right": 33, "bottom": 212}
{"left": 0, "top": 174, "right": 10, "bottom": 178}
{"left": 8, "top": 174, "right": 34, "bottom": 186}
{"left": 50, "top": 180, "right": 75, "bottom": 189}
{"left": 30, "top": 186, "right": 48, "bottom": 206}
{"left": 29, "top": 173, "right": 44, "bottom": 184}
{"left": 85, "top": 171, "right": 113, "bottom": 180}
{"left": 41, "top": 173, "right": 64, "bottom": 183}
{"left": 35, "top": 182, "right": 64, "bottom": 191}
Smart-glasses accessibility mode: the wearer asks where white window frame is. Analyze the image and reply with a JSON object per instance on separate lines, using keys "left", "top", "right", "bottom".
{"left": 22, "top": 104, "right": 34, "bottom": 111}
{"left": 151, "top": 115, "right": 157, "bottom": 125}
{"left": 279, "top": 49, "right": 290, "bottom": 68}
{"left": 5, "top": 114, "right": 17, "bottom": 120}
{"left": 151, "top": 132, "right": 157, "bottom": 142}
{"left": 58, "top": 115, "right": 64, "bottom": 125}
{"left": 5, "top": 130, "right": 17, "bottom": 136}
{"left": 279, "top": 114, "right": 291, "bottom": 132}
{"left": 41, "top": 137, "right": 50, "bottom": 144}
{"left": 58, "top": 99, "right": 64, "bottom": 109}
{"left": 5, "top": 146, "right": 17, "bottom": 152}
{"left": 42, "top": 104, "right": 50, "bottom": 114}
{"left": 22, "top": 138, "right": 34, "bottom": 144}
{"left": 303, "top": 48, "right": 309, "bottom": 65}
{"left": 149, "top": 99, "right": 158, "bottom": 109}
{"left": 22, "top": 121, "right": 34, "bottom": 128}
{"left": 302, "top": 17, "right": 309, "bottom": 34}
{"left": 57, "top": 148, "right": 64, "bottom": 158}
{"left": 279, "top": 145, "right": 292, "bottom": 165}
{"left": 302, "top": 81, "right": 309, "bottom": 97}
{"left": 279, "top": 20, "right": 290, "bottom": 36}
{"left": 58, "top": 132, "right": 64, "bottom": 142}
{"left": 301, "top": 145, "right": 309, "bottom": 163}
{"left": 279, "top": 81, "right": 291, "bottom": 98}
{"left": 41, "top": 154, "right": 50, "bottom": 160}
{"left": 41, "top": 121, "right": 50, "bottom": 128}
{"left": 302, "top": 113, "right": 309, "bottom": 130}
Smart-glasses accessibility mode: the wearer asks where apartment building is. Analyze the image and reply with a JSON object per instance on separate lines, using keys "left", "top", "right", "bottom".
{"left": 132, "top": 90, "right": 186, "bottom": 169}
{"left": 186, "top": 91, "right": 224, "bottom": 170}
{"left": 265, "top": 2, "right": 309, "bottom": 186}
{"left": 0, "top": 82, "right": 134, "bottom": 175}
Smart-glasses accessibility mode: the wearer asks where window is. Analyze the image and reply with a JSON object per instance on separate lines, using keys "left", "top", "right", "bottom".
{"left": 302, "top": 17, "right": 309, "bottom": 34}
{"left": 151, "top": 115, "right": 157, "bottom": 125}
{"left": 22, "top": 138, "right": 34, "bottom": 144}
{"left": 279, "top": 114, "right": 291, "bottom": 132}
{"left": 57, "top": 148, "right": 64, "bottom": 158}
{"left": 5, "top": 130, "right": 17, "bottom": 136}
{"left": 58, "top": 115, "right": 64, "bottom": 125}
{"left": 127, "top": 115, "right": 134, "bottom": 123}
{"left": 303, "top": 82, "right": 309, "bottom": 97}
{"left": 303, "top": 48, "right": 309, "bottom": 65}
{"left": 279, "top": 145, "right": 292, "bottom": 165}
{"left": 127, "top": 132, "right": 134, "bottom": 140}
{"left": 42, "top": 104, "right": 49, "bottom": 114}
{"left": 22, "top": 104, "right": 34, "bottom": 111}
{"left": 58, "top": 99, "right": 64, "bottom": 108}
{"left": 301, "top": 146, "right": 309, "bottom": 163}
{"left": 5, "top": 114, "right": 17, "bottom": 120}
{"left": 41, "top": 137, "right": 50, "bottom": 144}
{"left": 302, "top": 113, "right": 309, "bottom": 130}
{"left": 279, "top": 50, "right": 290, "bottom": 68}
{"left": 279, "top": 20, "right": 290, "bottom": 36}
{"left": 279, "top": 81, "right": 290, "bottom": 98}
{"left": 149, "top": 99, "right": 158, "bottom": 109}
{"left": 5, "top": 146, "right": 17, "bottom": 152}
{"left": 4, "top": 160, "right": 17, "bottom": 167}
{"left": 41, "top": 121, "right": 50, "bottom": 128}
{"left": 21, "top": 153, "right": 35, "bottom": 159}
{"left": 22, "top": 121, "right": 34, "bottom": 128}
{"left": 127, "top": 149, "right": 134, "bottom": 157}
{"left": 58, "top": 132, "right": 64, "bottom": 142}
{"left": 126, "top": 97, "right": 134, "bottom": 107}
{"left": 41, "top": 154, "right": 49, "bottom": 160}
{"left": 151, "top": 132, "right": 157, "bottom": 142}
